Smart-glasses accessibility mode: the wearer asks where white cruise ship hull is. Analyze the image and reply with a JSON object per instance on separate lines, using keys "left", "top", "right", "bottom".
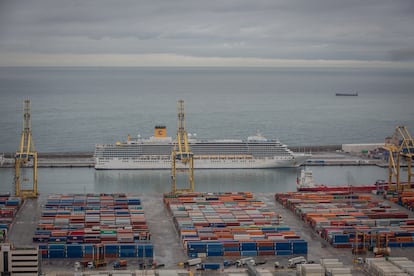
{"left": 95, "top": 154, "right": 309, "bottom": 170}
{"left": 94, "top": 126, "right": 310, "bottom": 170}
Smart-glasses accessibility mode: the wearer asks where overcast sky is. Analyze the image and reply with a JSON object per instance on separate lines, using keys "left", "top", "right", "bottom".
{"left": 1, "top": 0, "right": 414, "bottom": 68}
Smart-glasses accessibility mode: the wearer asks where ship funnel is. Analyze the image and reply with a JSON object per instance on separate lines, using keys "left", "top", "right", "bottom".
{"left": 154, "top": 125, "right": 167, "bottom": 137}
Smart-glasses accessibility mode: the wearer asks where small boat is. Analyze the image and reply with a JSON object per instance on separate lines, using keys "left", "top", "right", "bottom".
{"left": 336, "top": 92, "right": 358, "bottom": 96}
{"left": 296, "top": 169, "right": 387, "bottom": 192}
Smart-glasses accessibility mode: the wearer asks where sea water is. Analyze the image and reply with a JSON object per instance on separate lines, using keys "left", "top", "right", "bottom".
{"left": 0, "top": 67, "right": 411, "bottom": 194}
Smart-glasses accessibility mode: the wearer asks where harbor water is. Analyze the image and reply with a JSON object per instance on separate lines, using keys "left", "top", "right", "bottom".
{"left": 0, "top": 166, "right": 388, "bottom": 195}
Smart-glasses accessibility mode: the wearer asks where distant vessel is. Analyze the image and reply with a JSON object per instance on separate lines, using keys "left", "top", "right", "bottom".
{"left": 94, "top": 126, "right": 310, "bottom": 170}
{"left": 335, "top": 92, "right": 358, "bottom": 96}
{"left": 296, "top": 169, "right": 387, "bottom": 192}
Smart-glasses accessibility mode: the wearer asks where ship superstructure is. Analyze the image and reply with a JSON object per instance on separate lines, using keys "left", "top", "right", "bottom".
{"left": 94, "top": 126, "right": 309, "bottom": 170}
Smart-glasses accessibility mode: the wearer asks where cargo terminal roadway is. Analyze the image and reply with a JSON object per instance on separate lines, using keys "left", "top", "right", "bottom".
{"left": 7, "top": 192, "right": 414, "bottom": 276}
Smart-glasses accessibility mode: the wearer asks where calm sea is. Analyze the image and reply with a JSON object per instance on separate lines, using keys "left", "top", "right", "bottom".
{"left": 1, "top": 67, "right": 414, "bottom": 152}
{"left": 0, "top": 67, "right": 412, "bottom": 194}
{"left": 0, "top": 166, "right": 389, "bottom": 195}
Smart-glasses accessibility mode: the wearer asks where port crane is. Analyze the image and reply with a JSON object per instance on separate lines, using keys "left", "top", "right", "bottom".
{"left": 15, "top": 99, "right": 38, "bottom": 198}
{"left": 384, "top": 126, "right": 414, "bottom": 192}
{"left": 171, "top": 100, "right": 194, "bottom": 194}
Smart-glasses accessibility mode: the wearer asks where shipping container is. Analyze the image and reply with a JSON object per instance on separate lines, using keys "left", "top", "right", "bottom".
{"left": 165, "top": 192, "right": 306, "bottom": 257}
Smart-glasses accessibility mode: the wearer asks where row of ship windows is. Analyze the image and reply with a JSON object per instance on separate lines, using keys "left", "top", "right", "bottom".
{"left": 98, "top": 156, "right": 293, "bottom": 162}
{"left": 98, "top": 146, "right": 290, "bottom": 153}
{"left": 98, "top": 154, "right": 292, "bottom": 159}
{"left": 100, "top": 146, "right": 288, "bottom": 151}
{"left": 100, "top": 159, "right": 258, "bottom": 163}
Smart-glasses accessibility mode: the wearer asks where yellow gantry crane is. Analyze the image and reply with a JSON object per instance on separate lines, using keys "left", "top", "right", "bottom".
{"left": 384, "top": 126, "right": 414, "bottom": 192}
{"left": 171, "top": 100, "right": 194, "bottom": 194}
{"left": 15, "top": 99, "right": 38, "bottom": 198}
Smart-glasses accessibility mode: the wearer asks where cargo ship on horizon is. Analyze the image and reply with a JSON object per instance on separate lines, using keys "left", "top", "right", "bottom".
{"left": 94, "top": 126, "right": 310, "bottom": 170}
{"left": 335, "top": 92, "right": 358, "bottom": 96}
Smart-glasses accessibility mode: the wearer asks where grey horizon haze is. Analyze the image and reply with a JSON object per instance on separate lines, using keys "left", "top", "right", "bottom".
{"left": 0, "top": 0, "right": 414, "bottom": 68}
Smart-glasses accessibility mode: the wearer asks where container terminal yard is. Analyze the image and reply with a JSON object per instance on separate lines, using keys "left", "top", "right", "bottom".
{"left": 3, "top": 191, "right": 414, "bottom": 276}
{"left": 1, "top": 101, "right": 414, "bottom": 275}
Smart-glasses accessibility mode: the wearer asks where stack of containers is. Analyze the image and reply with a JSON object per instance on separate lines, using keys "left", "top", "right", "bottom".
{"left": 399, "top": 191, "right": 414, "bottom": 211}
{"left": 296, "top": 264, "right": 324, "bottom": 276}
{"left": 33, "top": 193, "right": 153, "bottom": 259}
{"left": 365, "top": 257, "right": 408, "bottom": 276}
{"left": 0, "top": 195, "right": 22, "bottom": 241}
{"left": 275, "top": 191, "right": 414, "bottom": 251}
{"left": 320, "top": 259, "right": 352, "bottom": 276}
{"left": 388, "top": 257, "right": 414, "bottom": 275}
{"left": 164, "top": 192, "right": 307, "bottom": 257}
{"left": 385, "top": 190, "right": 414, "bottom": 211}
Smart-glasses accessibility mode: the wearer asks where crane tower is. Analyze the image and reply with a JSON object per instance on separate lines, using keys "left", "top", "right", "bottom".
{"left": 384, "top": 126, "right": 414, "bottom": 192}
{"left": 171, "top": 100, "right": 194, "bottom": 194}
{"left": 15, "top": 99, "right": 38, "bottom": 198}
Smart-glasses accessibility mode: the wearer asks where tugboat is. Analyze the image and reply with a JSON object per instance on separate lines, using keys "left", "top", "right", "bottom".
{"left": 296, "top": 169, "right": 387, "bottom": 192}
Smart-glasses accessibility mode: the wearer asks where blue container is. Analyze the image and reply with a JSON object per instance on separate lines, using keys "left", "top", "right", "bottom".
{"left": 223, "top": 247, "right": 239, "bottom": 251}
{"left": 276, "top": 226, "right": 291, "bottom": 231}
{"left": 333, "top": 234, "right": 349, "bottom": 243}
{"left": 66, "top": 250, "right": 83, "bottom": 258}
{"left": 207, "top": 251, "right": 223, "bottom": 256}
{"left": 201, "top": 263, "right": 220, "bottom": 270}
{"left": 291, "top": 240, "right": 308, "bottom": 249}
{"left": 48, "top": 244, "right": 65, "bottom": 250}
{"left": 240, "top": 250, "right": 257, "bottom": 256}
{"left": 187, "top": 242, "right": 207, "bottom": 248}
{"left": 261, "top": 227, "right": 277, "bottom": 232}
{"left": 388, "top": 242, "right": 402, "bottom": 248}
{"left": 182, "top": 234, "right": 198, "bottom": 239}
{"left": 207, "top": 247, "right": 222, "bottom": 253}
{"left": 119, "top": 249, "right": 135, "bottom": 257}
{"left": 258, "top": 246, "right": 274, "bottom": 251}
{"left": 49, "top": 250, "right": 65, "bottom": 258}
{"left": 205, "top": 196, "right": 219, "bottom": 201}
{"left": 187, "top": 242, "right": 207, "bottom": 253}
{"left": 137, "top": 244, "right": 154, "bottom": 257}
{"left": 35, "top": 230, "right": 51, "bottom": 235}
{"left": 83, "top": 245, "right": 93, "bottom": 254}
{"left": 275, "top": 242, "right": 291, "bottom": 250}
{"left": 206, "top": 242, "right": 222, "bottom": 247}
{"left": 66, "top": 244, "right": 82, "bottom": 251}
{"left": 105, "top": 244, "right": 119, "bottom": 253}
{"left": 276, "top": 250, "right": 292, "bottom": 255}
{"left": 209, "top": 222, "right": 226, "bottom": 227}
{"left": 292, "top": 248, "right": 308, "bottom": 254}
{"left": 241, "top": 242, "right": 256, "bottom": 251}
{"left": 120, "top": 244, "right": 135, "bottom": 250}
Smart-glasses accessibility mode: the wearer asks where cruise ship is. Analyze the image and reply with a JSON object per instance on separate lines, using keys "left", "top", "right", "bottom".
{"left": 94, "top": 126, "right": 310, "bottom": 170}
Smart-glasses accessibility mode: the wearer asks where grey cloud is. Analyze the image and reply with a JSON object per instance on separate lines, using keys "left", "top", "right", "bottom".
{"left": 0, "top": 0, "right": 414, "bottom": 65}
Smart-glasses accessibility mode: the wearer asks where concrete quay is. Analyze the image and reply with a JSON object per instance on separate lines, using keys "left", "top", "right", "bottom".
{"left": 1, "top": 150, "right": 388, "bottom": 168}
